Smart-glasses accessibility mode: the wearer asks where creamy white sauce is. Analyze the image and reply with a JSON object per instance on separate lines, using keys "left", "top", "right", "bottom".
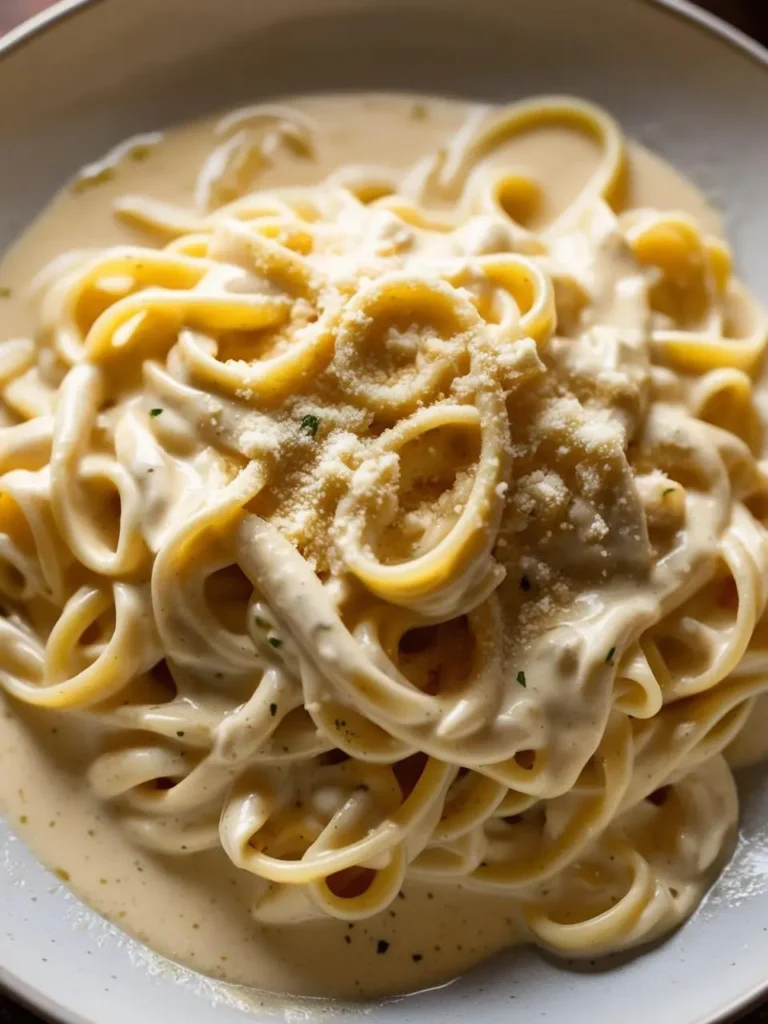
{"left": 0, "top": 92, "right": 764, "bottom": 1002}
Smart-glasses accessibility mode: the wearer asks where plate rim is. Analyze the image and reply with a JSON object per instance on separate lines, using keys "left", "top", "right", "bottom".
{"left": 1, "top": 1, "right": 768, "bottom": 1022}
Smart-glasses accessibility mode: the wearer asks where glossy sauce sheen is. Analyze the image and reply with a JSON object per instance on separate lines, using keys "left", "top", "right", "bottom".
{"left": 0, "top": 93, "right": 735, "bottom": 999}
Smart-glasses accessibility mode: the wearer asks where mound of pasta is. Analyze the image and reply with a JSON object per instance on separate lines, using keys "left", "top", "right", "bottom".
{"left": 1, "top": 95, "right": 768, "bottom": 962}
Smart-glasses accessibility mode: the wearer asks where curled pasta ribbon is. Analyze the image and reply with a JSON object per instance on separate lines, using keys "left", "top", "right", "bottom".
{"left": 90, "top": 745, "right": 191, "bottom": 803}
{"left": 302, "top": 663, "right": 416, "bottom": 763}
{"left": 213, "top": 665, "right": 308, "bottom": 763}
{"left": 334, "top": 400, "right": 509, "bottom": 616}
{"left": 305, "top": 758, "right": 436, "bottom": 920}
{"left": 639, "top": 409, "right": 736, "bottom": 592}
{"left": 0, "top": 468, "right": 68, "bottom": 603}
{"left": 460, "top": 168, "right": 548, "bottom": 253}
{"left": 0, "top": 417, "right": 54, "bottom": 474}
{"left": 106, "top": 693, "right": 219, "bottom": 752}
{"left": 523, "top": 843, "right": 662, "bottom": 955}
{"left": 92, "top": 745, "right": 240, "bottom": 819}
{"left": 430, "top": 770, "right": 508, "bottom": 843}
{"left": 89, "top": 738, "right": 223, "bottom": 854}
{"left": 197, "top": 104, "right": 316, "bottom": 212}
{"left": 151, "top": 462, "right": 266, "bottom": 672}
{"left": 467, "top": 714, "right": 632, "bottom": 892}
{"left": 642, "top": 505, "right": 768, "bottom": 701}
{"left": 625, "top": 212, "right": 767, "bottom": 373}
{"left": 692, "top": 368, "right": 762, "bottom": 455}
{"left": 84, "top": 287, "right": 290, "bottom": 365}
{"left": 221, "top": 755, "right": 452, "bottom": 886}
{"left": 155, "top": 540, "right": 259, "bottom": 675}
{"left": 307, "top": 845, "right": 409, "bottom": 921}
{"left": 612, "top": 642, "right": 663, "bottom": 720}
{"left": 353, "top": 598, "right": 506, "bottom": 748}
{"left": 331, "top": 272, "right": 479, "bottom": 418}
{"left": 441, "top": 253, "right": 556, "bottom": 343}
{"left": 64, "top": 236, "right": 292, "bottom": 365}
{"left": 410, "top": 828, "right": 487, "bottom": 879}
{"left": 623, "top": 674, "right": 768, "bottom": 810}
{"left": 527, "top": 756, "right": 738, "bottom": 957}
{"left": 0, "top": 338, "right": 36, "bottom": 387}
{"left": 178, "top": 225, "right": 336, "bottom": 403}
{"left": 42, "top": 248, "right": 215, "bottom": 365}
{"left": 0, "top": 616, "right": 45, "bottom": 696}
{"left": 437, "top": 96, "right": 626, "bottom": 233}
{"left": 235, "top": 514, "right": 437, "bottom": 735}
{"left": 1, "top": 583, "right": 159, "bottom": 709}
{"left": 3, "top": 366, "right": 58, "bottom": 421}
{"left": 235, "top": 516, "right": 541, "bottom": 764}
{"left": 51, "top": 365, "right": 147, "bottom": 576}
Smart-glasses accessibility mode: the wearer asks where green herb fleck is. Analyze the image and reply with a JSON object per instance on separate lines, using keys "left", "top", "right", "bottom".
{"left": 376, "top": 939, "right": 390, "bottom": 954}
{"left": 0, "top": 287, "right": 12, "bottom": 299}
{"left": 516, "top": 670, "right": 526, "bottom": 687}
{"left": 149, "top": 408, "right": 163, "bottom": 417}
{"left": 606, "top": 646, "right": 616, "bottom": 664}
{"left": 19, "top": 815, "right": 28, "bottom": 824}
{"left": 662, "top": 487, "right": 675, "bottom": 497}
{"left": 254, "top": 616, "right": 270, "bottom": 629}
{"left": 411, "top": 103, "right": 428, "bottom": 120}
{"left": 300, "top": 414, "right": 320, "bottom": 438}
{"left": 54, "top": 868, "right": 70, "bottom": 882}
{"left": 176, "top": 730, "right": 185, "bottom": 737}
{"left": 269, "top": 703, "right": 277, "bottom": 717}
{"left": 520, "top": 575, "right": 531, "bottom": 592}
{"left": 412, "top": 953, "right": 423, "bottom": 962}
{"left": 268, "top": 637, "right": 282, "bottom": 649}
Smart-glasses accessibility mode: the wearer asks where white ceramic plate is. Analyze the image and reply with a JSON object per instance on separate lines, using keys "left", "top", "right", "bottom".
{"left": 1, "top": 1, "right": 768, "bottom": 1021}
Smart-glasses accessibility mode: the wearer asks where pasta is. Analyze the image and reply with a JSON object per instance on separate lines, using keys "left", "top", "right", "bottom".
{"left": 1, "top": 93, "right": 768, "bottom": 980}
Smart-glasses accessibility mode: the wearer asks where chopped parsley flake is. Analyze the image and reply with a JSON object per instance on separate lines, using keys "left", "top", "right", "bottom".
{"left": 269, "top": 703, "right": 277, "bottom": 716}
{"left": 0, "top": 287, "right": 12, "bottom": 299}
{"left": 606, "top": 647, "right": 616, "bottom": 663}
{"left": 149, "top": 408, "right": 163, "bottom": 417}
{"left": 662, "top": 488, "right": 675, "bottom": 496}
{"left": 376, "top": 939, "right": 390, "bottom": 954}
{"left": 516, "top": 670, "right": 526, "bottom": 687}
{"left": 300, "top": 414, "right": 320, "bottom": 438}
{"left": 268, "top": 637, "right": 282, "bottom": 649}
{"left": 254, "top": 616, "right": 270, "bottom": 629}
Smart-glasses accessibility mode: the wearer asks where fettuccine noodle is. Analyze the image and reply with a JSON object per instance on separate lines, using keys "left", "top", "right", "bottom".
{"left": 1, "top": 93, "right": 767, "bottom": 984}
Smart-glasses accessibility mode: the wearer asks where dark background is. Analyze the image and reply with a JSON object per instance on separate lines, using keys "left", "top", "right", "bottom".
{"left": 0, "top": 0, "right": 767, "bottom": 1022}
